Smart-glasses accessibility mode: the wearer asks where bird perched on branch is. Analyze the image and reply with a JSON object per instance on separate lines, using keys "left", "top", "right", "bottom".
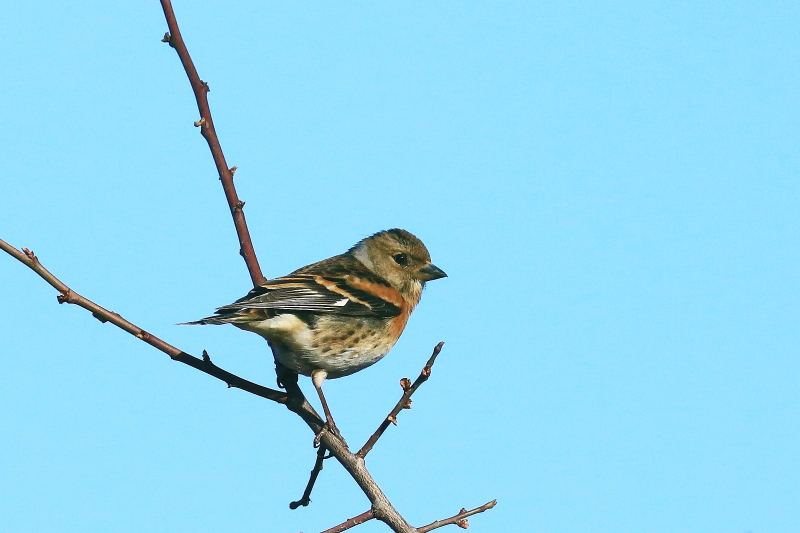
{"left": 182, "top": 229, "right": 447, "bottom": 432}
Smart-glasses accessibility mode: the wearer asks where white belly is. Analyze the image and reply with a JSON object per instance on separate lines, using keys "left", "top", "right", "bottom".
{"left": 235, "top": 313, "right": 396, "bottom": 379}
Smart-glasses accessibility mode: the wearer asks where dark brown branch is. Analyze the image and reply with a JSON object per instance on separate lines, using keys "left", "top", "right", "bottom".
{"left": 320, "top": 510, "right": 376, "bottom": 533}
{"left": 0, "top": 239, "right": 285, "bottom": 404}
{"left": 159, "top": 0, "right": 265, "bottom": 287}
{"left": 319, "top": 435, "right": 415, "bottom": 532}
{"left": 276, "top": 364, "right": 414, "bottom": 530}
{"left": 357, "top": 342, "right": 444, "bottom": 458}
{"left": 416, "top": 500, "right": 498, "bottom": 533}
{"left": 289, "top": 444, "right": 329, "bottom": 509}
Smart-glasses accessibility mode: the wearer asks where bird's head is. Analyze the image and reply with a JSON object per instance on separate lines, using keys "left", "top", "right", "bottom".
{"left": 350, "top": 229, "right": 447, "bottom": 300}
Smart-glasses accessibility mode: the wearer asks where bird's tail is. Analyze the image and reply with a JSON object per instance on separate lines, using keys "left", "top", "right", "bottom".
{"left": 176, "top": 316, "right": 229, "bottom": 326}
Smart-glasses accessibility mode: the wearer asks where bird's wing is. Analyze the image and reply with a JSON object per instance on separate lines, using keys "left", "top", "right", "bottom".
{"left": 217, "top": 275, "right": 402, "bottom": 318}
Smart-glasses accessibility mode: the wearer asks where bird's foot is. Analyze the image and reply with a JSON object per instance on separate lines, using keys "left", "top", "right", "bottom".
{"left": 314, "top": 421, "right": 345, "bottom": 448}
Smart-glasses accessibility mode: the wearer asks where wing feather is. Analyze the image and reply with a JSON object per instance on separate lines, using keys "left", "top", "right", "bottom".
{"left": 216, "top": 275, "right": 401, "bottom": 318}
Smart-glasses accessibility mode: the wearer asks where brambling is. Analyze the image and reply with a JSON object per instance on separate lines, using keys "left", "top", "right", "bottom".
{"left": 184, "top": 229, "right": 446, "bottom": 431}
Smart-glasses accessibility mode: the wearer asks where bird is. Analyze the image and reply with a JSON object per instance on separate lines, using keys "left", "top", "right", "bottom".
{"left": 182, "top": 229, "right": 447, "bottom": 432}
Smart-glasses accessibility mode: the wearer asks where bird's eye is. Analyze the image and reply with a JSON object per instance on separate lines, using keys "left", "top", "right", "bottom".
{"left": 392, "top": 253, "right": 408, "bottom": 265}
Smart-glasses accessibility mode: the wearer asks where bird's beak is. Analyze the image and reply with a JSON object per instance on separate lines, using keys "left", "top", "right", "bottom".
{"left": 417, "top": 263, "right": 447, "bottom": 281}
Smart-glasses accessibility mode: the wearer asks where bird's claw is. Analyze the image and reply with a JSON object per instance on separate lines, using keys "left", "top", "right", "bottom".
{"left": 313, "top": 422, "right": 344, "bottom": 448}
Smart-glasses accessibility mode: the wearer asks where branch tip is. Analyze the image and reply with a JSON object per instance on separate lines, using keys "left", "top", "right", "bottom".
{"left": 416, "top": 499, "right": 496, "bottom": 533}
{"left": 288, "top": 499, "right": 307, "bottom": 510}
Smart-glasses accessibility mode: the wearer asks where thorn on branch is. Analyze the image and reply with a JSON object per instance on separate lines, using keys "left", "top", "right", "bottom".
{"left": 202, "top": 349, "right": 211, "bottom": 363}
{"left": 161, "top": 32, "right": 171, "bottom": 43}
{"left": 56, "top": 290, "right": 71, "bottom": 304}
{"left": 200, "top": 80, "right": 210, "bottom": 92}
{"left": 21, "top": 247, "right": 36, "bottom": 261}
{"left": 194, "top": 117, "right": 206, "bottom": 127}
{"left": 229, "top": 166, "right": 237, "bottom": 176}
{"left": 387, "top": 415, "right": 397, "bottom": 426}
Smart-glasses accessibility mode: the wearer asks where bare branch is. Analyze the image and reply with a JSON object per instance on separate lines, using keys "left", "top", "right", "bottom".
{"left": 159, "top": 0, "right": 266, "bottom": 287}
{"left": 320, "top": 510, "right": 376, "bottom": 533}
{"left": 357, "top": 342, "right": 444, "bottom": 458}
{"left": 0, "top": 239, "right": 285, "bottom": 404}
{"left": 416, "top": 500, "right": 498, "bottom": 533}
{"left": 290, "top": 445, "right": 329, "bottom": 509}
{"left": 0, "top": 239, "right": 495, "bottom": 532}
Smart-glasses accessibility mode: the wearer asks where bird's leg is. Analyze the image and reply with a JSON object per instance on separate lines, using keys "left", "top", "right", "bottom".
{"left": 311, "top": 369, "right": 339, "bottom": 437}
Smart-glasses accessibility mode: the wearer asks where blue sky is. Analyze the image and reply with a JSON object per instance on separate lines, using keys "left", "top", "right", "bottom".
{"left": 1, "top": 2, "right": 798, "bottom": 532}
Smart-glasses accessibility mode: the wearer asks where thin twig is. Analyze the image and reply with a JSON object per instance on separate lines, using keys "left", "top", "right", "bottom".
{"left": 357, "top": 342, "right": 444, "bottom": 458}
{"left": 289, "top": 445, "right": 329, "bottom": 509}
{"left": 320, "top": 510, "right": 376, "bottom": 533}
{"left": 159, "top": 0, "right": 265, "bottom": 287}
{"left": 416, "top": 500, "right": 498, "bottom": 533}
{"left": 0, "top": 239, "right": 286, "bottom": 404}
